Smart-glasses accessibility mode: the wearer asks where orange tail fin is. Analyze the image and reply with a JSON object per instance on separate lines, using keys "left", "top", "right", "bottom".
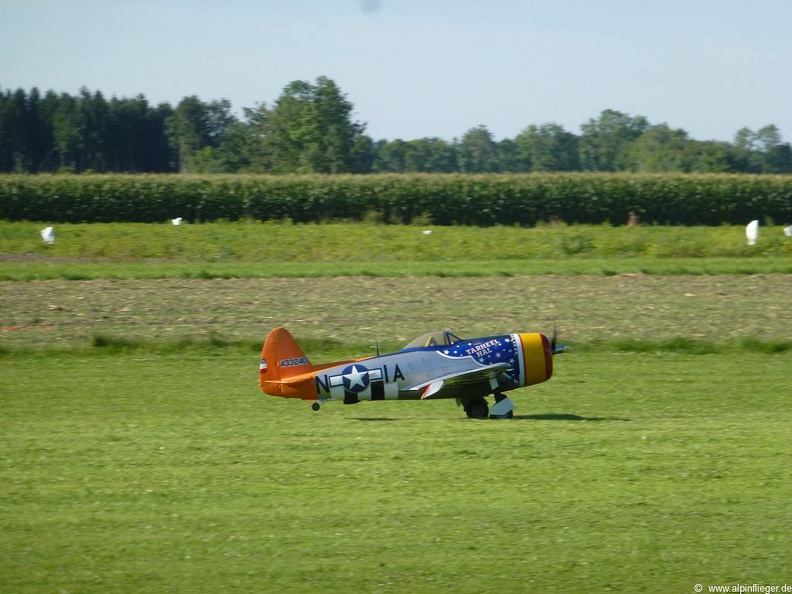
{"left": 260, "top": 327, "right": 312, "bottom": 387}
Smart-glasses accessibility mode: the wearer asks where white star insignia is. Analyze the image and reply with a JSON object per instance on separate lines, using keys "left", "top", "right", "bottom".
{"left": 345, "top": 366, "right": 368, "bottom": 389}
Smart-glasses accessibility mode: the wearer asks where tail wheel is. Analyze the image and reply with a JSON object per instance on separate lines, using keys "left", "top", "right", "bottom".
{"left": 465, "top": 398, "right": 489, "bottom": 419}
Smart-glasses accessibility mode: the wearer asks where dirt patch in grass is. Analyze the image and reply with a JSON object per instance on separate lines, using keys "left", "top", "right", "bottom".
{"left": 2, "top": 275, "right": 790, "bottom": 351}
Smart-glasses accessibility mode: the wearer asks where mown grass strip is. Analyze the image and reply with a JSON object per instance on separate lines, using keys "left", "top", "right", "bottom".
{"left": 3, "top": 257, "right": 792, "bottom": 281}
{"left": 2, "top": 334, "right": 790, "bottom": 359}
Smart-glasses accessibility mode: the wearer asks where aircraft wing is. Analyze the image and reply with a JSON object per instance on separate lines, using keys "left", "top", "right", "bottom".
{"left": 407, "top": 362, "right": 511, "bottom": 400}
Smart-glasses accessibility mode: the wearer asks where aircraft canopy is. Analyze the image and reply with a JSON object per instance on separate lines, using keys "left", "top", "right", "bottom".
{"left": 403, "top": 330, "right": 463, "bottom": 349}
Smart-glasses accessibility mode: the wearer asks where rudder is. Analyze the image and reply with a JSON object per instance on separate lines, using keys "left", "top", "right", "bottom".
{"left": 260, "top": 327, "right": 312, "bottom": 385}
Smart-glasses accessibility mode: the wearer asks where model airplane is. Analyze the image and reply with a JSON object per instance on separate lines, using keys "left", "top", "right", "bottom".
{"left": 259, "top": 327, "right": 565, "bottom": 418}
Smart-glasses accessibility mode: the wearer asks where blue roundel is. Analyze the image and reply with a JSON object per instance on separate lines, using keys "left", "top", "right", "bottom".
{"left": 342, "top": 364, "right": 370, "bottom": 393}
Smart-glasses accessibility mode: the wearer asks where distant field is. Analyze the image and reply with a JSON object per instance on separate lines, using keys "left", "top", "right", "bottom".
{"left": 2, "top": 222, "right": 792, "bottom": 280}
{"left": 2, "top": 275, "right": 792, "bottom": 352}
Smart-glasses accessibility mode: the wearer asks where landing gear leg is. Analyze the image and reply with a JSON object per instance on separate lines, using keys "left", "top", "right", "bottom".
{"left": 490, "top": 391, "right": 514, "bottom": 419}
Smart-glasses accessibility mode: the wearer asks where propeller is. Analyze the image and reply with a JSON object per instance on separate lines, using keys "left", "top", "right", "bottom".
{"left": 550, "top": 325, "right": 566, "bottom": 355}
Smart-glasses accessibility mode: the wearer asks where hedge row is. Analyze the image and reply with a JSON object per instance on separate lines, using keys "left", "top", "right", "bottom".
{"left": 1, "top": 173, "right": 791, "bottom": 226}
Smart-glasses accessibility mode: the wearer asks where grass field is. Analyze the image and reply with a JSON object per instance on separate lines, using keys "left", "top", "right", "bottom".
{"left": 3, "top": 221, "right": 792, "bottom": 280}
{"left": 2, "top": 221, "right": 792, "bottom": 280}
{"left": 2, "top": 350, "right": 790, "bottom": 593}
{"left": 10, "top": 221, "right": 792, "bottom": 262}
{"left": 2, "top": 221, "right": 791, "bottom": 592}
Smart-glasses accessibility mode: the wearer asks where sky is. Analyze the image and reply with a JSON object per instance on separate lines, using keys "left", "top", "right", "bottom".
{"left": 1, "top": 0, "right": 791, "bottom": 144}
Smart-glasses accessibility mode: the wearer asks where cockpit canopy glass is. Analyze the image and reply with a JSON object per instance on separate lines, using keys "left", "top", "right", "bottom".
{"left": 403, "top": 331, "right": 463, "bottom": 349}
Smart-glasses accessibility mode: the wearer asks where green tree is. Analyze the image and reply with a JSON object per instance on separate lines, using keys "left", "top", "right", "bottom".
{"left": 188, "top": 146, "right": 221, "bottom": 173}
{"left": 52, "top": 93, "right": 80, "bottom": 170}
{"left": 350, "top": 133, "right": 375, "bottom": 173}
{"left": 402, "top": 137, "right": 458, "bottom": 172}
{"left": 730, "top": 126, "right": 792, "bottom": 173}
{"left": 755, "top": 125, "right": 792, "bottom": 173}
{"left": 27, "top": 88, "right": 58, "bottom": 172}
{"left": 373, "top": 139, "right": 407, "bottom": 172}
{"left": 629, "top": 124, "right": 690, "bottom": 172}
{"left": 684, "top": 140, "right": 736, "bottom": 173}
{"left": 166, "top": 96, "right": 207, "bottom": 173}
{"left": 75, "top": 88, "right": 110, "bottom": 172}
{"left": 5, "top": 87, "right": 58, "bottom": 172}
{"left": 260, "top": 80, "right": 317, "bottom": 173}
{"left": 213, "top": 121, "right": 255, "bottom": 172}
{"left": 141, "top": 102, "right": 176, "bottom": 172}
{"left": 497, "top": 138, "right": 524, "bottom": 172}
{"left": 0, "top": 89, "right": 10, "bottom": 171}
{"left": 459, "top": 125, "right": 499, "bottom": 173}
{"left": 515, "top": 123, "right": 580, "bottom": 171}
{"left": 5, "top": 89, "right": 31, "bottom": 172}
{"left": 241, "top": 102, "right": 273, "bottom": 172}
{"left": 312, "top": 76, "right": 366, "bottom": 173}
{"left": 579, "top": 109, "right": 649, "bottom": 171}
{"left": 253, "top": 77, "right": 370, "bottom": 174}
{"left": 165, "top": 96, "right": 235, "bottom": 173}
{"left": 732, "top": 127, "right": 762, "bottom": 172}
{"left": 106, "top": 95, "right": 145, "bottom": 172}
{"left": 764, "top": 143, "right": 792, "bottom": 173}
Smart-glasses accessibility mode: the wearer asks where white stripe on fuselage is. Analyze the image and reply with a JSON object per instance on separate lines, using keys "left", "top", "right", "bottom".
{"left": 512, "top": 333, "right": 526, "bottom": 387}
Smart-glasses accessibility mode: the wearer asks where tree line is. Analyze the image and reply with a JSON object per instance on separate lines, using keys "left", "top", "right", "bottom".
{"left": 2, "top": 77, "right": 791, "bottom": 175}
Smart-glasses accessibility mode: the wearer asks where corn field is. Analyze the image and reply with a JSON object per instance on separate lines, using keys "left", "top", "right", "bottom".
{"left": 1, "top": 173, "right": 791, "bottom": 226}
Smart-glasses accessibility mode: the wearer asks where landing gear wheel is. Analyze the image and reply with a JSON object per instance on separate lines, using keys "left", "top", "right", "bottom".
{"left": 311, "top": 402, "right": 321, "bottom": 411}
{"left": 465, "top": 398, "right": 489, "bottom": 419}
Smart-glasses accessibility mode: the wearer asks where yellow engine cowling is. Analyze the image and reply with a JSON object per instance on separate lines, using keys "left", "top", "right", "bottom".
{"left": 517, "top": 332, "right": 554, "bottom": 387}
